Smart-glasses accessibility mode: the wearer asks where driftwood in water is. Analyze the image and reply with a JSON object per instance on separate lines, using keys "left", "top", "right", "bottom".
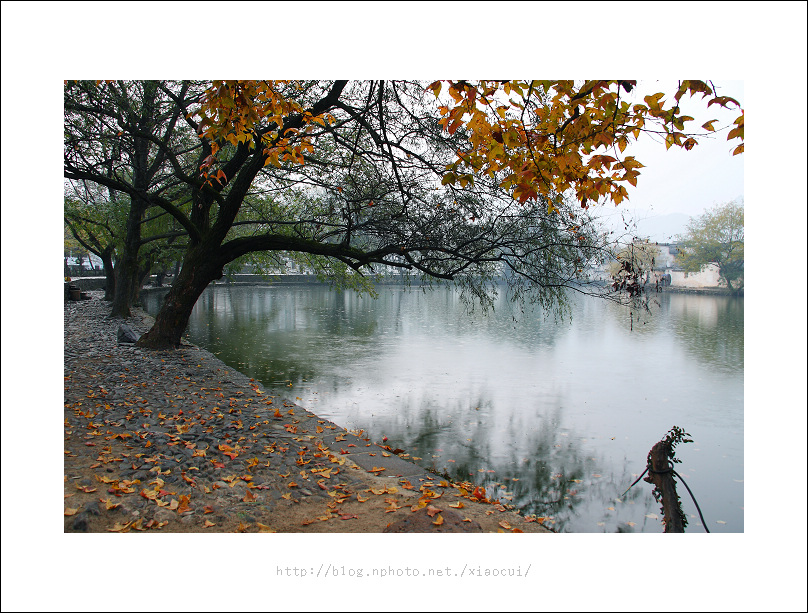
{"left": 643, "top": 437, "right": 687, "bottom": 533}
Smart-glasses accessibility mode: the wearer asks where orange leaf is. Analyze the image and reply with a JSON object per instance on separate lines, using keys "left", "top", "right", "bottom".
{"left": 499, "top": 520, "right": 512, "bottom": 530}
{"left": 433, "top": 514, "right": 444, "bottom": 526}
{"left": 426, "top": 505, "right": 442, "bottom": 518}
{"left": 64, "top": 507, "right": 79, "bottom": 516}
{"left": 204, "top": 519, "right": 216, "bottom": 528}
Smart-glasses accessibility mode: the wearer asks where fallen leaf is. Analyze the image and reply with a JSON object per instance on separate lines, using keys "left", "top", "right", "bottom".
{"left": 426, "top": 505, "right": 442, "bottom": 517}
{"left": 499, "top": 520, "right": 512, "bottom": 530}
{"left": 108, "top": 520, "right": 134, "bottom": 532}
{"left": 256, "top": 523, "right": 276, "bottom": 532}
{"left": 64, "top": 507, "right": 79, "bottom": 516}
{"left": 432, "top": 514, "right": 444, "bottom": 526}
{"left": 204, "top": 519, "right": 216, "bottom": 528}
{"left": 449, "top": 501, "right": 464, "bottom": 509}
{"left": 242, "top": 490, "right": 257, "bottom": 502}
{"left": 340, "top": 514, "right": 359, "bottom": 520}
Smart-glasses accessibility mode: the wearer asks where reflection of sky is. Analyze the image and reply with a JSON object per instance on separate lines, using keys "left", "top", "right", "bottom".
{"left": 143, "top": 285, "right": 744, "bottom": 533}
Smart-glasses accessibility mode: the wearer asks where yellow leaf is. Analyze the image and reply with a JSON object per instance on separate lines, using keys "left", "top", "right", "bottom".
{"left": 108, "top": 520, "right": 134, "bottom": 532}
{"left": 64, "top": 507, "right": 79, "bottom": 516}
{"left": 204, "top": 519, "right": 216, "bottom": 528}
{"left": 432, "top": 514, "right": 444, "bottom": 526}
{"left": 449, "top": 501, "right": 464, "bottom": 509}
{"left": 257, "top": 522, "right": 276, "bottom": 532}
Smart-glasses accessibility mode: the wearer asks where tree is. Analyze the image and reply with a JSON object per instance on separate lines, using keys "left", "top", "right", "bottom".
{"left": 608, "top": 240, "right": 661, "bottom": 297}
{"left": 64, "top": 80, "right": 196, "bottom": 316}
{"left": 676, "top": 200, "right": 744, "bottom": 292}
{"left": 64, "top": 185, "right": 125, "bottom": 300}
{"left": 64, "top": 80, "right": 744, "bottom": 349}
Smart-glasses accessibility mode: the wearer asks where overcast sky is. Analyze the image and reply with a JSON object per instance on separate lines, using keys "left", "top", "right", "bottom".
{"left": 614, "top": 79, "right": 744, "bottom": 218}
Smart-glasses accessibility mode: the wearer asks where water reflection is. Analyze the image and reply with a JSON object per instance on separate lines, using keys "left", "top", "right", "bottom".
{"left": 142, "top": 284, "right": 743, "bottom": 533}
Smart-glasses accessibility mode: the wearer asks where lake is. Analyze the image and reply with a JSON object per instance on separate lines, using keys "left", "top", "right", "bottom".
{"left": 143, "top": 283, "right": 744, "bottom": 533}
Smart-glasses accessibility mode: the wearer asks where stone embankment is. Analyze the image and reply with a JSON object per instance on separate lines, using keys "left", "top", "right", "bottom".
{"left": 63, "top": 292, "right": 551, "bottom": 533}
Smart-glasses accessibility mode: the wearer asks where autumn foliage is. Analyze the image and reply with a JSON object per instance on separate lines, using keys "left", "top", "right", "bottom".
{"left": 429, "top": 80, "right": 743, "bottom": 207}
{"left": 196, "top": 79, "right": 743, "bottom": 210}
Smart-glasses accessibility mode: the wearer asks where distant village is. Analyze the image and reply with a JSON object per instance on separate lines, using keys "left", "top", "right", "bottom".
{"left": 588, "top": 242, "right": 731, "bottom": 291}
{"left": 644, "top": 242, "right": 727, "bottom": 290}
{"left": 66, "top": 237, "right": 734, "bottom": 296}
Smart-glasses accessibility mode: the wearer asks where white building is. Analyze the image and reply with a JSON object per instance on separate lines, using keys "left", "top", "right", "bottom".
{"left": 652, "top": 243, "right": 725, "bottom": 289}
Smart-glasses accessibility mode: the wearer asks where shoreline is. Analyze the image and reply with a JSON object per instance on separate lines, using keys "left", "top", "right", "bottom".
{"left": 63, "top": 292, "right": 552, "bottom": 533}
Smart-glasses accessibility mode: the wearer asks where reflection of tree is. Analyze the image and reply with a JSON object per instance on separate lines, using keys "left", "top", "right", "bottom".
{"left": 670, "top": 294, "right": 744, "bottom": 373}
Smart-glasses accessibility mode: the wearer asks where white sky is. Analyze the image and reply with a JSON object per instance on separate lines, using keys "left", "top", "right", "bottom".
{"left": 1, "top": 2, "right": 806, "bottom": 612}
{"left": 612, "top": 79, "right": 745, "bottom": 217}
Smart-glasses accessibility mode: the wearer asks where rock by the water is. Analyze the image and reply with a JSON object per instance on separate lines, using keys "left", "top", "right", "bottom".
{"left": 117, "top": 324, "right": 140, "bottom": 344}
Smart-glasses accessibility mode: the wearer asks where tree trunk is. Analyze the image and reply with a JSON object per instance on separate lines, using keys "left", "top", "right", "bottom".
{"left": 136, "top": 247, "right": 224, "bottom": 349}
{"left": 643, "top": 440, "right": 686, "bottom": 533}
{"left": 111, "top": 194, "right": 148, "bottom": 316}
{"left": 111, "top": 250, "right": 141, "bottom": 316}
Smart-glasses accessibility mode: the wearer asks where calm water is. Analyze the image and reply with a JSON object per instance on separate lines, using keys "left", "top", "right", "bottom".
{"left": 143, "top": 284, "right": 744, "bottom": 533}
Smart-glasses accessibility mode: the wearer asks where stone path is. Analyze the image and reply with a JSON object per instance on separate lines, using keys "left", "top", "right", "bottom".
{"left": 63, "top": 292, "right": 551, "bottom": 533}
